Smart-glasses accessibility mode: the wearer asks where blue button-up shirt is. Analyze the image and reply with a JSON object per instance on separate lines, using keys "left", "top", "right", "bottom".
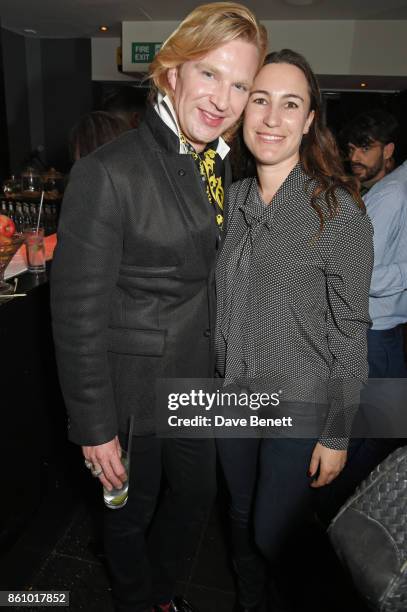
{"left": 365, "top": 160, "right": 407, "bottom": 330}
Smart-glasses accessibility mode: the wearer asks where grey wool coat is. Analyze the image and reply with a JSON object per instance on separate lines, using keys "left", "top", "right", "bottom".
{"left": 51, "top": 106, "right": 231, "bottom": 445}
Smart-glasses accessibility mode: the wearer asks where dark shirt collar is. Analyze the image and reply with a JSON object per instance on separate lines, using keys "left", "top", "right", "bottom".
{"left": 143, "top": 105, "right": 181, "bottom": 154}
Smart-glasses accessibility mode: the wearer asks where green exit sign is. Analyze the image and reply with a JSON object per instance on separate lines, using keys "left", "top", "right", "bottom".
{"left": 131, "top": 42, "right": 162, "bottom": 63}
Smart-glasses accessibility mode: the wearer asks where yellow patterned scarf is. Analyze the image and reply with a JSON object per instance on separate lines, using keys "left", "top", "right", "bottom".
{"left": 179, "top": 133, "right": 224, "bottom": 230}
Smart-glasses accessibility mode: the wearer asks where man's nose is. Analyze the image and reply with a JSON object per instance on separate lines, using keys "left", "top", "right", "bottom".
{"left": 349, "top": 148, "right": 361, "bottom": 163}
{"left": 210, "top": 83, "right": 230, "bottom": 112}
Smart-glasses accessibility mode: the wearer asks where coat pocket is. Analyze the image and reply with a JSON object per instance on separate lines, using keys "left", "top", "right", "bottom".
{"left": 120, "top": 263, "right": 180, "bottom": 278}
{"left": 107, "top": 327, "right": 166, "bottom": 356}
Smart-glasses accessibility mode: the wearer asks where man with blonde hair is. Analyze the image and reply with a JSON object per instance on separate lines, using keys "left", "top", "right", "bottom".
{"left": 51, "top": 4, "right": 267, "bottom": 611}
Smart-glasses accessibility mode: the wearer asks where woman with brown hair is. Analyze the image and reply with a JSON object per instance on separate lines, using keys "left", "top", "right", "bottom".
{"left": 70, "top": 111, "right": 129, "bottom": 160}
{"left": 216, "top": 49, "right": 374, "bottom": 611}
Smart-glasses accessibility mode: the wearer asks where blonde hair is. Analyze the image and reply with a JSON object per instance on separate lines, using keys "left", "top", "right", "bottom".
{"left": 149, "top": 2, "right": 267, "bottom": 99}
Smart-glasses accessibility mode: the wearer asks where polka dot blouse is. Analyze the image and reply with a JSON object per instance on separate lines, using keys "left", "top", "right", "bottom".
{"left": 216, "top": 163, "right": 374, "bottom": 449}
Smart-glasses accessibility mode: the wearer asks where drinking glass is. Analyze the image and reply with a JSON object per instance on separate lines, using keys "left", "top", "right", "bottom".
{"left": 103, "top": 416, "right": 134, "bottom": 509}
{"left": 24, "top": 227, "right": 45, "bottom": 273}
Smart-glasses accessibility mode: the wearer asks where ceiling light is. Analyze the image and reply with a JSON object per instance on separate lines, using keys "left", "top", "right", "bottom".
{"left": 99, "top": 25, "right": 109, "bottom": 32}
{"left": 360, "top": 82, "right": 367, "bottom": 88}
{"left": 23, "top": 28, "right": 37, "bottom": 34}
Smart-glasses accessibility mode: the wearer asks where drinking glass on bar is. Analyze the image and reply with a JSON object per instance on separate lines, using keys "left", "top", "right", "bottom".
{"left": 24, "top": 227, "right": 46, "bottom": 273}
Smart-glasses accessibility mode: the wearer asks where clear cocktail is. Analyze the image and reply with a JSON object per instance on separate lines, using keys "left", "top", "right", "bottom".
{"left": 24, "top": 227, "right": 46, "bottom": 273}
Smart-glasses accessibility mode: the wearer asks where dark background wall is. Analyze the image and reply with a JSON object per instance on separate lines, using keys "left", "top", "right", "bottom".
{"left": 1, "top": 28, "right": 30, "bottom": 178}
{"left": 0, "top": 21, "right": 10, "bottom": 183}
{"left": 41, "top": 39, "right": 92, "bottom": 171}
{"left": 25, "top": 37, "right": 45, "bottom": 168}
{"left": 0, "top": 31, "right": 92, "bottom": 179}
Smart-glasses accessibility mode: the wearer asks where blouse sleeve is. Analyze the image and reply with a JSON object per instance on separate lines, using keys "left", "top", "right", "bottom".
{"left": 320, "top": 210, "right": 374, "bottom": 449}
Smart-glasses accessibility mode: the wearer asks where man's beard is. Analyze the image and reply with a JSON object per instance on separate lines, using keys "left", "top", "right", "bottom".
{"left": 351, "top": 154, "right": 385, "bottom": 185}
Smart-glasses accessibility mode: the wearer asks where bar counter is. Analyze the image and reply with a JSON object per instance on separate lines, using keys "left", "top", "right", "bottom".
{"left": 0, "top": 248, "right": 87, "bottom": 571}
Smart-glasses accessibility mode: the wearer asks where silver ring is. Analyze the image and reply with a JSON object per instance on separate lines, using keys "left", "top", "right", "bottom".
{"left": 84, "top": 459, "right": 93, "bottom": 470}
{"left": 91, "top": 467, "right": 103, "bottom": 478}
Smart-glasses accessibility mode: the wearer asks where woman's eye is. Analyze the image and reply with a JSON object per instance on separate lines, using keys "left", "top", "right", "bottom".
{"left": 252, "top": 97, "right": 267, "bottom": 105}
{"left": 202, "top": 70, "right": 214, "bottom": 78}
{"left": 285, "top": 101, "right": 299, "bottom": 109}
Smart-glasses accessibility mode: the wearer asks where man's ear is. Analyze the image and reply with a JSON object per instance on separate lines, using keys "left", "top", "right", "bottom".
{"left": 167, "top": 67, "right": 178, "bottom": 94}
{"left": 383, "top": 141, "right": 395, "bottom": 160}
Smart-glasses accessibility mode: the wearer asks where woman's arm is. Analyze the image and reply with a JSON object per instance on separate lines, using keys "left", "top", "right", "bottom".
{"left": 309, "top": 210, "right": 373, "bottom": 486}
{"left": 316, "top": 208, "right": 374, "bottom": 458}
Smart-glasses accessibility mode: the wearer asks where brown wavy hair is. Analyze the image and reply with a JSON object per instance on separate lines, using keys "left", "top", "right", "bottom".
{"left": 70, "top": 111, "right": 128, "bottom": 160}
{"left": 149, "top": 2, "right": 267, "bottom": 101}
{"left": 264, "top": 49, "right": 365, "bottom": 231}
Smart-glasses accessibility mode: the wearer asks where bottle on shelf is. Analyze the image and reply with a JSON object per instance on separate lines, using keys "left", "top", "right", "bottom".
{"left": 29, "top": 202, "right": 38, "bottom": 226}
{"left": 7, "top": 202, "right": 15, "bottom": 222}
{"left": 44, "top": 202, "right": 53, "bottom": 235}
{"left": 14, "top": 202, "right": 25, "bottom": 232}
{"left": 22, "top": 203, "right": 32, "bottom": 228}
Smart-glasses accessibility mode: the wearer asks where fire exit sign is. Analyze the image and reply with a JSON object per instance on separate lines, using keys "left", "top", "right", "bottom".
{"left": 131, "top": 42, "right": 162, "bottom": 63}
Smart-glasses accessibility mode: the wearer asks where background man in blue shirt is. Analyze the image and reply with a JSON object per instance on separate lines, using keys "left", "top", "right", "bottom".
{"left": 342, "top": 109, "right": 406, "bottom": 377}
{"left": 317, "top": 110, "right": 406, "bottom": 523}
